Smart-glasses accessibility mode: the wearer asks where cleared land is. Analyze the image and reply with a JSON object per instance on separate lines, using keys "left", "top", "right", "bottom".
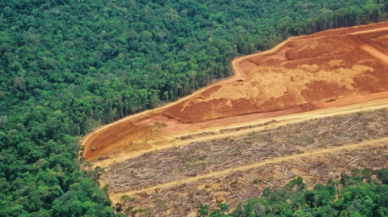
{"left": 82, "top": 22, "right": 388, "bottom": 163}
{"left": 105, "top": 109, "right": 388, "bottom": 216}
{"left": 112, "top": 144, "right": 388, "bottom": 216}
{"left": 103, "top": 110, "right": 388, "bottom": 193}
{"left": 80, "top": 23, "right": 388, "bottom": 216}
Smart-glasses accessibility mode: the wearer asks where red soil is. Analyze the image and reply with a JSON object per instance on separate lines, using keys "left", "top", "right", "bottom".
{"left": 163, "top": 32, "right": 388, "bottom": 123}
{"left": 83, "top": 22, "right": 388, "bottom": 162}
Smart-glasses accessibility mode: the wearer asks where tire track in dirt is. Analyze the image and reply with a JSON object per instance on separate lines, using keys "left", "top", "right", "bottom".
{"left": 350, "top": 26, "right": 388, "bottom": 36}
{"left": 110, "top": 136, "right": 388, "bottom": 202}
{"left": 348, "top": 32, "right": 388, "bottom": 65}
{"left": 360, "top": 44, "right": 388, "bottom": 65}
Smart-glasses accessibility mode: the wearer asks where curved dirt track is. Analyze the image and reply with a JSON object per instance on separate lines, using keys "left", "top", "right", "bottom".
{"left": 110, "top": 136, "right": 388, "bottom": 203}
{"left": 82, "top": 22, "right": 388, "bottom": 165}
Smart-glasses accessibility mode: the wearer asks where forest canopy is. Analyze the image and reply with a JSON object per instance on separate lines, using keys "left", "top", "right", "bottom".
{"left": 204, "top": 168, "right": 388, "bottom": 217}
{"left": 1, "top": 0, "right": 388, "bottom": 216}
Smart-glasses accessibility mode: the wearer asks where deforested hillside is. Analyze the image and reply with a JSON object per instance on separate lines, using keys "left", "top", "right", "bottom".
{"left": 83, "top": 22, "right": 388, "bottom": 164}
{"left": 1, "top": 0, "right": 388, "bottom": 216}
{"left": 106, "top": 109, "right": 388, "bottom": 216}
{"left": 1, "top": 0, "right": 388, "bottom": 130}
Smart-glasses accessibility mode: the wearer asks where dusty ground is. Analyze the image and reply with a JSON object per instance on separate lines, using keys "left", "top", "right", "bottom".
{"left": 165, "top": 37, "right": 385, "bottom": 123}
{"left": 82, "top": 22, "right": 388, "bottom": 163}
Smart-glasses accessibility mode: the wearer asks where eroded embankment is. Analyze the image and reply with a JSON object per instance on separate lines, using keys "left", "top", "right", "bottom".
{"left": 82, "top": 22, "right": 388, "bottom": 164}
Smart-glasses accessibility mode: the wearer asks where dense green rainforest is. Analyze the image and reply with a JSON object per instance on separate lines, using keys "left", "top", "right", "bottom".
{"left": 1, "top": 0, "right": 388, "bottom": 216}
{"left": 204, "top": 168, "right": 388, "bottom": 217}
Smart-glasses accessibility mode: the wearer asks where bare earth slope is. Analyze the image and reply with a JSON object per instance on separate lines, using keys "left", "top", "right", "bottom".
{"left": 82, "top": 22, "right": 388, "bottom": 164}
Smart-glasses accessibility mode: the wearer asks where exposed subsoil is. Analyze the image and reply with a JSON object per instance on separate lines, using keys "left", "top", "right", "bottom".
{"left": 82, "top": 22, "right": 388, "bottom": 163}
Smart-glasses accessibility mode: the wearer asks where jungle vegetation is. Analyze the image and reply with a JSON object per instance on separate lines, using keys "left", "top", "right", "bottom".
{"left": 1, "top": 0, "right": 388, "bottom": 216}
{"left": 202, "top": 168, "right": 388, "bottom": 217}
